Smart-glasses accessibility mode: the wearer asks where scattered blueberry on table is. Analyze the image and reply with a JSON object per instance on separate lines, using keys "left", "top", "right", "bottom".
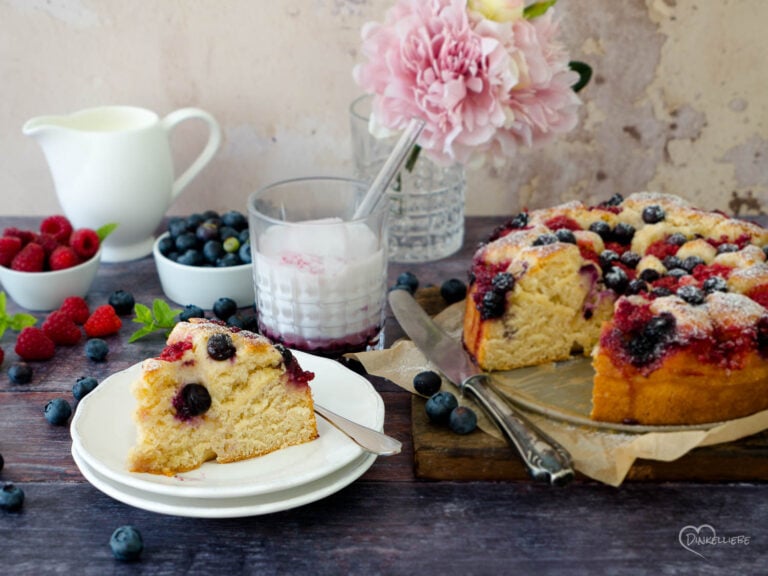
{"left": 413, "top": 370, "right": 442, "bottom": 397}
{"left": 110, "top": 525, "right": 144, "bottom": 562}
{"left": 84, "top": 338, "right": 109, "bottom": 362}
{"left": 8, "top": 362, "right": 33, "bottom": 384}
{"left": 449, "top": 406, "right": 478, "bottom": 435}
{"left": 213, "top": 297, "right": 238, "bottom": 321}
{"left": 439, "top": 278, "right": 467, "bottom": 304}
{"left": 72, "top": 376, "right": 99, "bottom": 401}
{"left": 0, "top": 483, "right": 24, "bottom": 512}
{"left": 108, "top": 289, "right": 135, "bottom": 316}
{"left": 425, "top": 391, "right": 458, "bottom": 424}
{"left": 44, "top": 398, "right": 72, "bottom": 426}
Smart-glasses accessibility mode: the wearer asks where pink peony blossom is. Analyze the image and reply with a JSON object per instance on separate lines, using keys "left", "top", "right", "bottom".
{"left": 353, "top": 0, "right": 583, "bottom": 166}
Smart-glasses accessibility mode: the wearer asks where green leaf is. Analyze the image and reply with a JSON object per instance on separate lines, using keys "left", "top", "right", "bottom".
{"left": 128, "top": 298, "right": 180, "bottom": 342}
{"left": 128, "top": 325, "right": 156, "bottom": 344}
{"left": 133, "top": 303, "right": 154, "bottom": 324}
{"left": 96, "top": 222, "right": 119, "bottom": 242}
{"left": 8, "top": 313, "right": 37, "bottom": 331}
{"left": 569, "top": 61, "right": 593, "bottom": 93}
{"left": 524, "top": 1, "right": 557, "bottom": 19}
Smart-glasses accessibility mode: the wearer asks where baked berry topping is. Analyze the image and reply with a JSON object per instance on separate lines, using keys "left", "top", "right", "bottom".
{"left": 663, "top": 255, "right": 683, "bottom": 270}
{"left": 676, "top": 285, "right": 706, "bottom": 305}
{"left": 626, "top": 279, "right": 649, "bottom": 295}
{"left": 274, "top": 343, "right": 293, "bottom": 365}
{"left": 666, "top": 268, "right": 689, "bottom": 280}
{"left": 207, "top": 333, "right": 236, "bottom": 361}
{"left": 487, "top": 212, "right": 529, "bottom": 242}
{"left": 642, "top": 205, "right": 666, "bottom": 224}
{"left": 599, "top": 193, "right": 624, "bottom": 207}
{"left": 159, "top": 340, "right": 193, "bottom": 362}
{"left": 639, "top": 268, "right": 661, "bottom": 283}
{"left": 620, "top": 251, "right": 641, "bottom": 269}
{"left": 599, "top": 250, "right": 620, "bottom": 270}
{"left": 532, "top": 233, "right": 558, "bottom": 246}
{"left": 481, "top": 291, "right": 506, "bottom": 320}
{"left": 681, "top": 256, "right": 705, "bottom": 273}
{"left": 702, "top": 276, "right": 728, "bottom": 294}
{"left": 604, "top": 267, "right": 629, "bottom": 294}
{"left": 588, "top": 221, "right": 612, "bottom": 241}
{"left": 544, "top": 215, "right": 582, "bottom": 232}
{"left": 174, "top": 383, "right": 212, "bottom": 420}
{"left": 716, "top": 243, "right": 739, "bottom": 254}
{"left": 612, "top": 222, "right": 635, "bottom": 245}
{"left": 652, "top": 286, "right": 673, "bottom": 298}
{"left": 491, "top": 272, "right": 515, "bottom": 293}
{"left": 555, "top": 228, "right": 577, "bottom": 244}
{"left": 667, "top": 232, "right": 688, "bottom": 246}
{"left": 625, "top": 312, "right": 676, "bottom": 367}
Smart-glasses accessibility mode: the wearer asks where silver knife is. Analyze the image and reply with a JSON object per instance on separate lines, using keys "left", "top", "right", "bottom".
{"left": 388, "top": 289, "right": 574, "bottom": 486}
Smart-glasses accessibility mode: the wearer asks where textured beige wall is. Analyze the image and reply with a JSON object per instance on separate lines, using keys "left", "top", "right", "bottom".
{"left": 1, "top": 0, "right": 766, "bottom": 217}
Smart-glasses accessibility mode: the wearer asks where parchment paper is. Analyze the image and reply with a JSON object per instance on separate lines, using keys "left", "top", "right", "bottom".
{"left": 354, "top": 303, "right": 768, "bottom": 487}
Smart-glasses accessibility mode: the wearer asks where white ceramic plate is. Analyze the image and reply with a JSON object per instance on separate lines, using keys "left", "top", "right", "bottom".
{"left": 72, "top": 444, "right": 377, "bottom": 518}
{"left": 70, "top": 351, "right": 384, "bottom": 498}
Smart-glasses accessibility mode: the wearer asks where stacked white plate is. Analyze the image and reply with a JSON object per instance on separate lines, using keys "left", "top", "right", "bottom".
{"left": 70, "top": 351, "right": 384, "bottom": 518}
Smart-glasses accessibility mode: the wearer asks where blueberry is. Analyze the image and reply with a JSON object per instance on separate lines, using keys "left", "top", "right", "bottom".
{"left": 448, "top": 406, "right": 478, "bottom": 435}
{"left": 73, "top": 376, "right": 98, "bottom": 401}
{"left": 108, "top": 290, "right": 135, "bottom": 316}
{"left": 175, "top": 231, "right": 198, "bottom": 253}
{"left": 196, "top": 220, "right": 220, "bottom": 242}
{"left": 207, "top": 333, "right": 236, "bottom": 360}
{"left": 440, "top": 278, "right": 467, "bottom": 304}
{"left": 554, "top": 229, "right": 577, "bottom": 244}
{"left": 201, "top": 209, "right": 220, "bottom": 221}
{"left": 0, "top": 453, "right": 3, "bottom": 472}
{"left": 157, "top": 235, "right": 175, "bottom": 256}
{"left": 588, "top": 221, "right": 612, "bottom": 240}
{"left": 626, "top": 279, "right": 649, "bottom": 295}
{"left": 185, "top": 213, "right": 206, "bottom": 230}
{"left": 179, "top": 304, "right": 205, "bottom": 322}
{"left": 507, "top": 212, "right": 529, "bottom": 229}
{"left": 238, "top": 242, "right": 252, "bottom": 264}
{"left": 638, "top": 269, "right": 660, "bottom": 284}
{"left": 221, "top": 210, "right": 248, "bottom": 230}
{"left": 44, "top": 398, "right": 72, "bottom": 426}
{"left": 715, "top": 243, "right": 738, "bottom": 254}
{"left": 216, "top": 253, "right": 242, "bottom": 267}
{"left": 85, "top": 338, "right": 109, "bottom": 362}
{"left": 219, "top": 226, "right": 239, "bottom": 241}
{"left": 652, "top": 286, "right": 673, "bottom": 298}
{"left": 413, "top": 371, "right": 442, "bottom": 396}
{"left": 532, "top": 233, "right": 558, "bottom": 247}
{"left": 491, "top": 272, "right": 515, "bottom": 293}
{"left": 110, "top": 525, "right": 144, "bottom": 562}
{"left": 175, "top": 383, "right": 212, "bottom": 419}
{"left": 666, "top": 268, "right": 689, "bottom": 279}
{"left": 425, "top": 391, "right": 458, "bottom": 424}
{"left": 213, "top": 297, "right": 238, "bottom": 321}
{"left": 662, "top": 255, "right": 682, "bottom": 270}
{"left": 223, "top": 236, "right": 240, "bottom": 254}
{"left": 203, "top": 240, "right": 225, "bottom": 264}
{"left": 677, "top": 285, "right": 705, "bottom": 305}
{"left": 604, "top": 267, "right": 629, "bottom": 294}
{"left": 8, "top": 362, "right": 33, "bottom": 384}
{"left": 238, "top": 229, "right": 250, "bottom": 245}
{"left": 667, "top": 232, "right": 688, "bottom": 246}
{"left": 0, "top": 483, "right": 24, "bottom": 512}
{"left": 599, "top": 249, "right": 620, "bottom": 270}
{"left": 229, "top": 313, "right": 258, "bottom": 333}
{"left": 395, "top": 272, "right": 419, "bottom": 294}
{"left": 620, "top": 251, "right": 641, "bottom": 269}
{"left": 626, "top": 312, "right": 676, "bottom": 366}
{"left": 612, "top": 222, "right": 635, "bottom": 245}
{"left": 177, "top": 249, "right": 205, "bottom": 266}
{"left": 642, "top": 205, "right": 666, "bottom": 224}
{"left": 702, "top": 276, "right": 728, "bottom": 293}
{"left": 681, "top": 256, "right": 705, "bottom": 273}
{"left": 599, "top": 193, "right": 624, "bottom": 207}
{"left": 480, "top": 290, "right": 506, "bottom": 320}
{"left": 167, "top": 217, "right": 189, "bottom": 238}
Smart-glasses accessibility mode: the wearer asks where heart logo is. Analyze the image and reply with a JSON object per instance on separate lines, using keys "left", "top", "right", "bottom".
{"left": 678, "top": 524, "right": 717, "bottom": 559}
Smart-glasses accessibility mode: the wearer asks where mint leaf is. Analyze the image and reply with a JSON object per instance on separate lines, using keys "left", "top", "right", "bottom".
{"left": 96, "top": 222, "right": 118, "bottom": 242}
{"left": 0, "top": 291, "right": 38, "bottom": 340}
{"left": 129, "top": 298, "right": 181, "bottom": 342}
{"left": 524, "top": 1, "right": 557, "bottom": 19}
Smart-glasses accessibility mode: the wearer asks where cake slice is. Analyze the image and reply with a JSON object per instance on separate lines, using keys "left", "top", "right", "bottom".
{"left": 128, "top": 319, "right": 318, "bottom": 475}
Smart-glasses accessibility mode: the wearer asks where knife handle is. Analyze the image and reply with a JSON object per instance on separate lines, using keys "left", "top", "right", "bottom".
{"left": 462, "top": 374, "right": 575, "bottom": 486}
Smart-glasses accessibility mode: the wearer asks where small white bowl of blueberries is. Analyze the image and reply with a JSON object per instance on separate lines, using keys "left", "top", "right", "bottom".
{"left": 153, "top": 209, "right": 255, "bottom": 310}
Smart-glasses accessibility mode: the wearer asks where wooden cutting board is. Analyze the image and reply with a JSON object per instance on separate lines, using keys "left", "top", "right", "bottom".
{"left": 411, "top": 395, "right": 768, "bottom": 482}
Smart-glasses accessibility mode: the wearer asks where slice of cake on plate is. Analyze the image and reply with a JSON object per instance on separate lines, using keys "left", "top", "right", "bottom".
{"left": 128, "top": 319, "right": 318, "bottom": 475}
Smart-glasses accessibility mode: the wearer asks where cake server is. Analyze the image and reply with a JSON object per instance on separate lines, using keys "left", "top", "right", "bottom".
{"left": 388, "top": 289, "right": 574, "bottom": 486}
{"left": 314, "top": 403, "right": 402, "bottom": 456}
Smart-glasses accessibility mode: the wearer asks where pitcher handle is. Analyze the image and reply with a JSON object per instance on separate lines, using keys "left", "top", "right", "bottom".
{"left": 161, "top": 108, "right": 222, "bottom": 199}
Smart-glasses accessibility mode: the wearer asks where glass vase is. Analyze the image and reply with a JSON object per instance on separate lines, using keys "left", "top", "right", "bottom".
{"left": 350, "top": 95, "right": 465, "bottom": 263}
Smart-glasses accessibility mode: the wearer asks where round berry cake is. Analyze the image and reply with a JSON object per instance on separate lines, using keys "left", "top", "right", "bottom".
{"left": 128, "top": 319, "right": 318, "bottom": 475}
{"left": 463, "top": 192, "right": 768, "bottom": 425}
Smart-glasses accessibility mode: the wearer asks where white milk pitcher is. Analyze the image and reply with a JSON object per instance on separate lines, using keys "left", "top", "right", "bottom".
{"left": 23, "top": 106, "right": 222, "bottom": 262}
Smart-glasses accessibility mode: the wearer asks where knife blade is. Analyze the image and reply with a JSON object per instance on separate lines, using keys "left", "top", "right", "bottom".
{"left": 388, "top": 289, "right": 574, "bottom": 486}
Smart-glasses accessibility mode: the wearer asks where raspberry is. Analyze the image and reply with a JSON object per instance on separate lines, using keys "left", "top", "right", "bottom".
{"left": 15, "top": 327, "right": 56, "bottom": 361}
{"left": 84, "top": 305, "right": 122, "bottom": 337}
{"left": 40, "top": 215, "right": 73, "bottom": 244}
{"left": 42, "top": 311, "right": 82, "bottom": 346}
{"left": 10, "top": 242, "right": 45, "bottom": 272}
{"left": 3, "top": 227, "right": 36, "bottom": 245}
{"left": 0, "top": 347, "right": 4, "bottom": 366}
{"left": 48, "top": 245, "right": 80, "bottom": 271}
{"left": 0, "top": 236, "right": 22, "bottom": 267}
{"left": 69, "top": 228, "right": 100, "bottom": 260}
{"left": 59, "top": 296, "right": 90, "bottom": 325}
{"left": 35, "top": 233, "right": 60, "bottom": 256}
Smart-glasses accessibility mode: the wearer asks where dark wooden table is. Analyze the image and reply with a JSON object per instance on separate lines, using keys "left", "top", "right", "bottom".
{"left": 1, "top": 215, "right": 767, "bottom": 576}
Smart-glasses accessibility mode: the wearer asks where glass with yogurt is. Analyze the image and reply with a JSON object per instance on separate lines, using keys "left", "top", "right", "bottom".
{"left": 248, "top": 177, "right": 388, "bottom": 356}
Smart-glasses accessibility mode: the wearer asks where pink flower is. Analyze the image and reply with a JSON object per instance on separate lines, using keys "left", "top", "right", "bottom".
{"left": 354, "top": 1, "right": 583, "bottom": 166}
{"left": 354, "top": 0, "right": 517, "bottom": 165}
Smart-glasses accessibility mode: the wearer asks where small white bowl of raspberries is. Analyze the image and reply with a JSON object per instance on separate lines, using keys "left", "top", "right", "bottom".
{"left": 0, "top": 215, "right": 105, "bottom": 311}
